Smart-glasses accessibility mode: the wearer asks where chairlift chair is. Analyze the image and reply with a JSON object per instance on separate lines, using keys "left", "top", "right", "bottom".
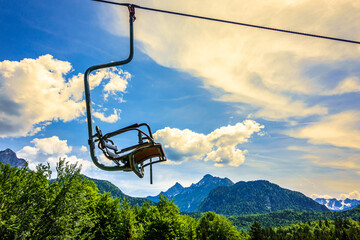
{"left": 83, "top": 6, "right": 166, "bottom": 183}
{"left": 95, "top": 123, "right": 166, "bottom": 178}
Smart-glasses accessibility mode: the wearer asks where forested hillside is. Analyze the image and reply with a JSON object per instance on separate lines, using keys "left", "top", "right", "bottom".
{"left": 199, "top": 180, "right": 329, "bottom": 215}
{"left": 0, "top": 160, "right": 241, "bottom": 239}
{"left": 228, "top": 207, "right": 360, "bottom": 232}
{"left": 1, "top": 160, "right": 359, "bottom": 239}
{"left": 85, "top": 176, "right": 151, "bottom": 206}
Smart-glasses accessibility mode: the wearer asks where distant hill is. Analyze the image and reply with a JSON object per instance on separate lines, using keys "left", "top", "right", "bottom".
{"left": 227, "top": 204, "right": 360, "bottom": 232}
{"left": 315, "top": 198, "right": 360, "bottom": 211}
{"left": 198, "top": 180, "right": 329, "bottom": 215}
{"left": 85, "top": 176, "right": 152, "bottom": 206}
{"left": 0, "top": 149, "right": 27, "bottom": 168}
{"left": 147, "top": 174, "right": 234, "bottom": 212}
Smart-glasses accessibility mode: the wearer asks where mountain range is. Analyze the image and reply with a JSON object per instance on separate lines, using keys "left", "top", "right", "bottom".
{"left": 315, "top": 198, "right": 360, "bottom": 211}
{"left": 1, "top": 148, "right": 359, "bottom": 214}
{"left": 147, "top": 174, "right": 234, "bottom": 212}
{"left": 198, "top": 180, "right": 329, "bottom": 215}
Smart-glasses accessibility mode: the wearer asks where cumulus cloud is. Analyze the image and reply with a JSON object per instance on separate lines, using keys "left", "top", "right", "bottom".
{"left": 17, "top": 136, "right": 93, "bottom": 173}
{"left": 93, "top": 108, "right": 121, "bottom": 123}
{"left": 0, "top": 55, "right": 131, "bottom": 137}
{"left": 154, "top": 120, "right": 264, "bottom": 166}
{"left": 103, "top": 68, "right": 131, "bottom": 99}
{"left": 80, "top": 145, "right": 88, "bottom": 152}
{"left": 288, "top": 111, "right": 360, "bottom": 149}
{"left": 108, "top": 0, "right": 360, "bottom": 120}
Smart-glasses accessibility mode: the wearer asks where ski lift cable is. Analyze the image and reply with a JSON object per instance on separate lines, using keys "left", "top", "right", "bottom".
{"left": 92, "top": 0, "right": 360, "bottom": 45}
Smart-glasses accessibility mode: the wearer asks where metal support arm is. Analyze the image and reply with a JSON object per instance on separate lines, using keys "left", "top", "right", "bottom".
{"left": 84, "top": 6, "right": 135, "bottom": 171}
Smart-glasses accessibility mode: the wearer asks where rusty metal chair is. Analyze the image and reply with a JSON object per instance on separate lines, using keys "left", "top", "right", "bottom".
{"left": 95, "top": 123, "right": 166, "bottom": 179}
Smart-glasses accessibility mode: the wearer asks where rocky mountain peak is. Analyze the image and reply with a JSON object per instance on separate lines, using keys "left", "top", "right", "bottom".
{"left": 0, "top": 148, "right": 27, "bottom": 168}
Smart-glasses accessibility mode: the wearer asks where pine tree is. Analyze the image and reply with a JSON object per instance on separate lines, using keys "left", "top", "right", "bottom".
{"left": 249, "top": 221, "right": 264, "bottom": 240}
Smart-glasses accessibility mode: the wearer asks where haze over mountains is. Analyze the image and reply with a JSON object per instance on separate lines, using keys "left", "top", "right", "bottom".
{"left": 1, "top": 148, "right": 359, "bottom": 214}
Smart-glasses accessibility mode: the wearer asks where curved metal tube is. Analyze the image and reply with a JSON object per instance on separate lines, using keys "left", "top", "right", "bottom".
{"left": 84, "top": 9, "right": 134, "bottom": 171}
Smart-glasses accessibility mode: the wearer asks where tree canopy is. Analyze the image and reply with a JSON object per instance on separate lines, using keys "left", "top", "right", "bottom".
{"left": 0, "top": 160, "right": 359, "bottom": 239}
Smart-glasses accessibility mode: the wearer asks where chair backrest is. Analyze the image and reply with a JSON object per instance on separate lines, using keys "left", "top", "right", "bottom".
{"left": 134, "top": 143, "right": 165, "bottom": 164}
{"left": 95, "top": 124, "right": 166, "bottom": 180}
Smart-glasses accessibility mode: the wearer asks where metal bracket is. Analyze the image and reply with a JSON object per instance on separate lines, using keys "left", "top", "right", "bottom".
{"left": 83, "top": 7, "right": 134, "bottom": 171}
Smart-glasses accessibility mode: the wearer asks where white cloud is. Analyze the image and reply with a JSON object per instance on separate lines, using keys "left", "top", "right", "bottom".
{"left": 32, "top": 136, "right": 72, "bottom": 155}
{"left": 204, "top": 146, "right": 247, "bottom": 167}
{"left": 107, "top": 0, "right": 360, "bottom": 120}
{"left": 103, "top": 68, "right": 130, "bottom": 99}
{"left": 289, "top": 144, "right": 360, "bottom": 179}
{"left": 153, "top": 120, "right": 264, "bottom": 166}
{"left": 93, "top": 108, "right": 121, "bottom": 123}
{"left": 288, "top": 111, "right": 360, "bottom": 149}
{"left": 80, "top": 145, "right": 88, "bottom": 152}
{"left": 324, "top": 77, "right": 360, "bottom": 95}
{"left": 17, "top": 136, "right": 93, "bottom": 173}
{"left": 340, "top": 190, "right": 360, "bottom": 200}
{"left": 0, "top": 55, "right": 131, "bottom": 137}
{"left": 311, "top": 193, "right": 334, "bottom": 199}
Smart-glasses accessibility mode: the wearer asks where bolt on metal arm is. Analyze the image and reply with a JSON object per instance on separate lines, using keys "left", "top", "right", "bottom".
{"left": 84, "top": 5, "right": 135, "bottom": 171}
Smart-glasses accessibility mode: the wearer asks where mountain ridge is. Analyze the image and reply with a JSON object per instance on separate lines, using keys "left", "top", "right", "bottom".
{"left": 0, "top": 149, "right": 27, "bottom": 168}
{"left": 85, "top": 176, "right": 151, "bottom": 206}
{"left": 1, "top": 148, "right": 351, "bottom": 215}
{"left": 147, "top": 174, "right": 234, "bottom": 212}
{"left": 198, "top": 179, "right": 329, "bottom": 215}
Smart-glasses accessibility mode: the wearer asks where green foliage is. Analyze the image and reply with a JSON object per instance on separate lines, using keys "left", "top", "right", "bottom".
{"left": 199, "top": 180, "right": 329, "bottom": 215}
{"left": 0, "top": 159, "right": 98, "bottom": 239}
{"left": 1, "top": 160, "right": 359, "bottom": 240}
{"left": 0, "top": 161, "right": 238, "bottom": 239}
{"left": 196, "top": 212, "right": 242, "bottom": 240}
{"left": 249, "top": 221, "right": 265, "bottom": 240}
{"left": 269, "top": 218, "right": 360, "bottom": 240}
{"left": 30, "top": 160, "right": 98, "bottom": 239}
{"left": 228, "top": 207, "right": 360, "bottom": 233}
{"left": 0, "top": 162, "right": 51, "bottom": 239}
{"left": 92, "top": 192, "right": 123, "bottom": 239}
{"left": 135, "top": 195, "right": 196, "bottom": 240}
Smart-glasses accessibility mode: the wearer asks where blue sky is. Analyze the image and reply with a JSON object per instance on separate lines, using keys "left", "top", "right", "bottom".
{"left": 1, "top": 0, "right": 360, "bottom": 199}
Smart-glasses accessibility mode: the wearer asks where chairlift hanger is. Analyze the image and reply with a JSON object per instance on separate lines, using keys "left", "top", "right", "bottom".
{"left": 84, "top": 6, "right": 166, "bottom": 184}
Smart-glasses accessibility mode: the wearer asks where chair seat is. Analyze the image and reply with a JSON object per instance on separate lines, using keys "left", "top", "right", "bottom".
{"left": 95, "top": 123, "right": 166, "bottom": 179}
